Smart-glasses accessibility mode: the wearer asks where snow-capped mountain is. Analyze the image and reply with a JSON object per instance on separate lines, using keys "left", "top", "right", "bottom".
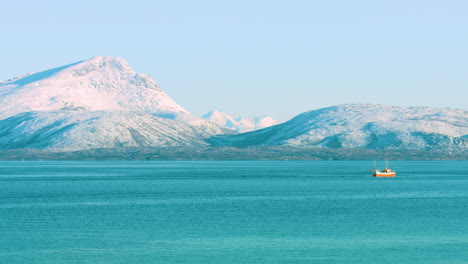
{"left": 210, "top": 104, "right": 468, "bottom": 151}
{"left": 236, "top": 116, "right": 279, "bottom": 132}
{"left": 0, "top": 56, "right": 191, "bottom": 119}
{"left": 201, "top": 110, "right": 279, "bottom": 132}
{"left": 201, "top": 110, "right": 239, "bottom": 131}
{"left": 2, "top": 57, "right": 467, "bottom": 153}
{"left": 0, "top": 56, "right": 231, "bottom": 150}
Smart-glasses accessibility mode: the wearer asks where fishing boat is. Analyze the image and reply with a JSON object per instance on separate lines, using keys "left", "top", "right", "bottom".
{"left": 371, "top": 160, "right": 396, "bottom": 177}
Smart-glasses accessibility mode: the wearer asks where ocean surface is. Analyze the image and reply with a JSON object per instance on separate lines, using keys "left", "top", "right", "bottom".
{"left": 0, "top": 161, "right": 466, "bottom": 264}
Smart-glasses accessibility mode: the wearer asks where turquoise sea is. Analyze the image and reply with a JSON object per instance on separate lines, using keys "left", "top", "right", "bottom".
{"left": 0, "top": 161, "right": 467, "bottom": 264}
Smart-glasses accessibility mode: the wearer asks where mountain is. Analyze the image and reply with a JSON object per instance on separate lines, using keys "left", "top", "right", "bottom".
{"left": 236, "top": 116, "right": 279, "bottom": 132}
{"left": 2, "top": 57, "right": 467, "bottom": 155}
{"left": 201, "top": 110, "right": 240, "bottom": 131}
{"left": 0, "top": 56, "right": 231, "bottom": 151}
{"left": 210, "top": 104, "right": 468, "bottom": 151}
{"left": 201, "top": 110, "right": 279, "bottom": 132}
{"left": 0, "top": 56, "right": 189, "bottom": 119}
{"left": 0, "top": 111, "right": 225, "bottom": 151}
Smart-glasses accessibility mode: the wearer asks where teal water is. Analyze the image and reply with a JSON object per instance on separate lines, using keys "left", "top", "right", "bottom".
{"left": 0, "top": 161, "right": 467, "bottom": 264}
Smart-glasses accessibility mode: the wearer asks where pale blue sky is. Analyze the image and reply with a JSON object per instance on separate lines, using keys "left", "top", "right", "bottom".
{"left": 1, "top": 0, "right": 467, "bottom": 121}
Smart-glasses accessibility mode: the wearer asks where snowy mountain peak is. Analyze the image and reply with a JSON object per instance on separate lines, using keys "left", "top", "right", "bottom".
{"left": 82, "top": 55, "right": 131, "bottom": 68}
{"left": 1, "top": 56, "right": 134, "bottom": 87}
{"left": 255, "top": 116, "right": 279, "bottom": 128}
{"left": 60, "top": 56, "right": 138, "bottom": 79}
{"left": 0, "top": 56, "right": 188, "bottom": 119}
{"left": 236, "top": 117, "right": 254, "bottom": 127}
{"left": 203, "top": 110, "right": 225, "bottom": 118}
{"left": 201, "top": 110, "right": 279, "bottom": 132}
{"left": 202, "top": 110, "right": 236, "bottom": 122}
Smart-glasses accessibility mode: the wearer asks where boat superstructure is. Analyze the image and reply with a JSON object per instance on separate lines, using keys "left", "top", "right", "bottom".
{"left": 371, "top": 160, "right": 396, "bottom": 177}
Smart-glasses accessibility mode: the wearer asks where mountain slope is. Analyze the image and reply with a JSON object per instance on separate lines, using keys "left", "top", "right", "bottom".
{"left": 0, "top": 111, "right": 227, "bottom": 151}
{"left": 210, "top": 104, "right": 468, "bottom": 151}
{"left": 0, "top": 56, "right": 232, "bottom": 151}
{"left": 201, "top": 110, "right": 279, "bottom": 132}
{"left": 0, "top": 56, "right": 189, "bottom": 120}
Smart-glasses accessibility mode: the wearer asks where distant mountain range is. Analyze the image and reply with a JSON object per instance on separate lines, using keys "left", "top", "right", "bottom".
{"left": 210, "top": 104, "right": 468, "bottom": 151}
{"left": 1, "top": 56, "right": 467, "bottom": 157}
{"left": 201, "top": 110, "right": 278, "bottom": 132}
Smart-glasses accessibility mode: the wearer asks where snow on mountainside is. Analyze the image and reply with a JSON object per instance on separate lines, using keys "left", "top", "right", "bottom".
{"left": 0, "top": 56, "right": 231, "bottom": 150}
{"left": 201, "top": 110, "right": 239, "bottom": 131}
{"left": 0, "top": 56, "right": 190, "bottom": 120}
{"left": 201, "top": 110, "right": 279, "bottom": 132}
{"left": 210, "top": 104, "right": 468, "bottom": 151}
{"left": 0, "top": 111, "right": 224, "bottom": 151}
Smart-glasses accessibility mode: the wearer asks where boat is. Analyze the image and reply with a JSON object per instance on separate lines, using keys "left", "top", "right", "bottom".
{"left": 371, "top": 160, "right": 396, "bottom": 177}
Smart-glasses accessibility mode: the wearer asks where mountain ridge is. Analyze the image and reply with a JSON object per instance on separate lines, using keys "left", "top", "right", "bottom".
{"left": 0, "top": 56, "right": 232, "bottom": 151}
{"left": 210, "top": 104, "right": 468, "bottom": 151}
{"left": 201, "top": 110, "right": 279, "bottom": 132}
{"left": 0, "top": 56, "right": 190, "bottom": 120}
{"left": 1, "top": 57, "right": 467, "bottom": 154}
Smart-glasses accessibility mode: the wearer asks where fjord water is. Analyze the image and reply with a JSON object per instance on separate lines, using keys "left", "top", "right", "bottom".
{"left": 0, "top": 161, "right": 466, "bottom": 264}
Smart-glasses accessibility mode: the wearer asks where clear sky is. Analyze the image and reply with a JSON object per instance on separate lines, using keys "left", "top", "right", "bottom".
{"left": 1, "top": 0, "right": 467, "bottom": 121}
